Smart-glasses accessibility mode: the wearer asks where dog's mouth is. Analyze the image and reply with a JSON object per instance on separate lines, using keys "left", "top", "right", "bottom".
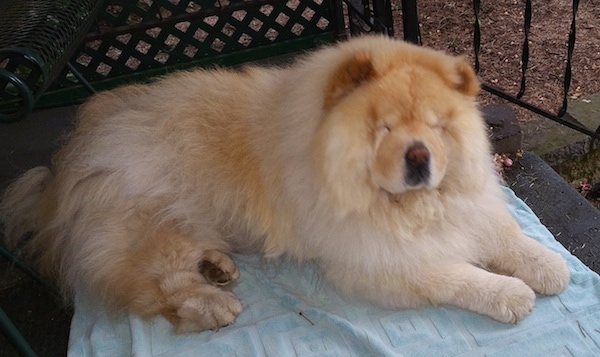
{"left": 373, "top": 142, "right": 443, "bottom": 202}
{"left": 383, "top": 181, "right": 438, "bottom": 203}
{"left": 386, "top": 190, "right": 403, "bottom": 203}
{"left": 383, "top": 188, "right": 413, "bottom": 203}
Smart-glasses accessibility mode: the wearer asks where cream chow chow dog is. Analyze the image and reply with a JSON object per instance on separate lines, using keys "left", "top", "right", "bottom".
{"left": 1, "top": 36, "right": 569, "bottom": 332}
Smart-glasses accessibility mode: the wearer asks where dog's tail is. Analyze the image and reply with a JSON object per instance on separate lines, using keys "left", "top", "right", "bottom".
{"left": 0, "top": 166, "right": 53, "bottom": 248}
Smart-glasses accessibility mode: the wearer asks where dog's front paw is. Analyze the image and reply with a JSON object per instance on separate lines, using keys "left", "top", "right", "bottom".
{"left": 485, "top": 277, "right": 536, "bottom": 324}
{"left": 174, "top": 288, "right": 243, "bottom": 333}
{"left": 516, "top": 249, "right": 570, "bottom": 296}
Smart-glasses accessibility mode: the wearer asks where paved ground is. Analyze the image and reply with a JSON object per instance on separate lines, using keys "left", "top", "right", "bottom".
{"left": 0, "top": 106, "right": 599, "bottom": 356}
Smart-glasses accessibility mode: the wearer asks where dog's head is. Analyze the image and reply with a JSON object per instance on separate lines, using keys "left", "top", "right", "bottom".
{"left": 312, "top": 37, "right": 489, "bottom": 216}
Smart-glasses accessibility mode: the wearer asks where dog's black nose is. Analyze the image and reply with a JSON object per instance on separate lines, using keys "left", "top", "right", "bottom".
{"left": 404, "top": 142, "right": 430, "bottom": 186}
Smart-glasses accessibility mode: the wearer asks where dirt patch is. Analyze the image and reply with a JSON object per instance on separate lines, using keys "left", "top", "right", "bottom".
{"left": 553, "top": 145, "right": 600, "bottom": 209}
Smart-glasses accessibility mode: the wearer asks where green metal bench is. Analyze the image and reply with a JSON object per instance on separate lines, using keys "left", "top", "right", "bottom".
{"left": 3, "top": 0, "right": 348, "bottom": 119}
{"left": 0, "top": 0, "right": 107, "bottom": 123}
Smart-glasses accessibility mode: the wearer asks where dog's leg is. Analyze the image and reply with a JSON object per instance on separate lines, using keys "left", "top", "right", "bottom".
{"left": 96, "top": 226, "right": 242, "bottom": 333}
{"left": 485, "top": 218, "right": 570, "bottom": 296}
{"left": 416, "top": 263, "right": 536, "bottom": 323}
{"left": 157, "top": 249, "right": 242, "bottom": 333}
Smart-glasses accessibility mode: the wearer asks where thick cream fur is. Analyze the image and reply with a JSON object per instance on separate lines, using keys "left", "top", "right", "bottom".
{"left": 1, "top": 36, "right": 569, "bottom": 330}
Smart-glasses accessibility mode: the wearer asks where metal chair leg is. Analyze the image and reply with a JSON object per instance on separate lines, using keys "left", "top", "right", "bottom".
{"left": 0, "top": 306, "right": 37, "bottom": 357}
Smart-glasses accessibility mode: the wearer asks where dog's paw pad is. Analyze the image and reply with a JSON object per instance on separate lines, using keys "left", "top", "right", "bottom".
{"left": 199, "top": 260, "right": 236, "bottom": 286}
{"left": 198, "top": 250, "right": 239, "bottom": 286}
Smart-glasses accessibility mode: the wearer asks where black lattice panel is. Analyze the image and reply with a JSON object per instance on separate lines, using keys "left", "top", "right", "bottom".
{"left": 51, "top": 0, "right": 334, "bottom": 90}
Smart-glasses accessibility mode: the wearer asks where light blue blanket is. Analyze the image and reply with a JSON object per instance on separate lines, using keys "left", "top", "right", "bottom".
{"left": 68, "top": 188, "right": 600, "bottom": 356}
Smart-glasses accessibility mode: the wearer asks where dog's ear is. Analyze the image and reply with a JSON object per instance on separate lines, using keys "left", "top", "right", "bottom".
{"left": 451, "top": 59, "right": 479, "bottom": 96}
{"left": 324, "top": 52, "right": 376, "bottom": 109}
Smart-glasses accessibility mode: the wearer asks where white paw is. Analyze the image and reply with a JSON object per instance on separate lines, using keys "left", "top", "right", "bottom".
{"left": 486, "top": 277, "right": 536, "bottom": 324}
{"left": 517, "top": 250, "right": 570, "bottom": 296}
{"left": 175, "top": 289, "right": 243, "bottom": 333}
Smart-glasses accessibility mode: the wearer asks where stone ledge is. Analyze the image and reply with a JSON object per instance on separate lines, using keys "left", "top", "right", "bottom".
{"left": 483, "top": 103, "right": 522, "bottom": 156}
{"left": 505, "top": 151, "right": 600, "bottom": 273}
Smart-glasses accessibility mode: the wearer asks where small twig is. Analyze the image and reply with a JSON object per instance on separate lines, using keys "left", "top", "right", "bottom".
{"left": 298, "top": 311, "right": 314, "bottom": 325}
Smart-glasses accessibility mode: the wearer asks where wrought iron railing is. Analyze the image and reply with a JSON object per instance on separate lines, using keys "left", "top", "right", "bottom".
{"left": 342, "top": 0, "right": 394, "bottom": 35}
